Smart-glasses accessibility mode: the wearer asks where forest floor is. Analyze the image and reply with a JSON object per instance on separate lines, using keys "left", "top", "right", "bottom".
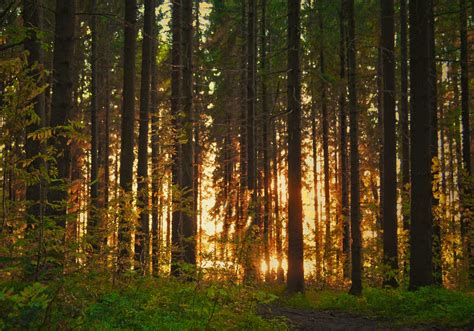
{"left": 258, "top": 286, "right": 474, "bottom": 330}
{"left": 259, "top": 304, "right": 444, "bottom": 330}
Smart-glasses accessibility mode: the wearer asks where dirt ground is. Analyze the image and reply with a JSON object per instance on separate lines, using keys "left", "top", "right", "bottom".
{"left": 259, "top": 305, "right": 455, "bottom": 330}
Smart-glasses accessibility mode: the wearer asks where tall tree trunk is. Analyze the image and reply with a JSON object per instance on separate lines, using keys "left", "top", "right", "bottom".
{"left": 381, "top": 0, "right": 398, "bottom": 288}
{"left": 347, "top": 0, "right": 362, "bottom": 296}
{"left": 377, "top": 45, "right": 384, "bottom": 234}
{"left": 88, "top": 0, "right": 99, "bottom": 251}
{"left": 339, "top": 1, "right": 350, "bottom": 280}
{"left": 171, "top": 0, "right": 183, "bottom": 276}
{"left": 311, "top": 78, "right": 321, "bottom": 281}
{"left": 273, "top": 122, "right": 284, "bottom": 282}
{"left": 23, "top": 0, "right": 46, "bottom": 227}
{"left": 193, "top": 0, "right": 202, "bottom": 268}
{"left": 135, "top": 0, "right": 154, "bottom": 273}
{"left": 23, "top": 0, "right": 46, "bottom": 280}
{"left": 151, "top": 11, "right": 160, "bottom": 276}
{"left": 400, "top": 0, "right": 410, "bottom": 232}
{"left": 287, "top": 0, "right": 304, "bottom": 294}
{"left": 118, "top": 0, "right": 137, "bottom": 273}
{"left": 181, "top": 0, "right": 196, "bottom": 269}
{"left": 459, "top": 0, "right": 472, "bottom": 284}
{"left": 237, "top": 0, "right": 247, "bottom": 243}
{"left": 319, "top": 6, "right": 331, "bottom": 276}
{"left": 409, "top": 0, "right": 434, "bottom": 290}
{"left": 260, "top": 0, "right": 271, "bottom": 281}
{"left": 244, "top": 0, "right": 258, "bottom": 282}
{"left": 247, "top": 0, "right": 256, "bottom": 192}
{"left": 428, "top": 2, "right": 442, "bottom": 286}
{"left": 48, "top": 0, "right": 75, "bottom": 228}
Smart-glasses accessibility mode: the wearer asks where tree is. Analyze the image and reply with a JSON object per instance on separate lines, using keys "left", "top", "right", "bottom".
{"left": 339, "top": 0, "right": 350, "bottom": 280}
{"left": 260, "top": 0, "right": 271, "bottom": 281}
{"left": 459, "top": 0, "right": 472, "bottom": 284}
{"left": 171, "top": 0, "right": 183, "bottom": 276}
{"left": 346, "top": 0, "right": 362, "bottom": 296}
{"left": 135, "top": 0, "right": 155, "bottom": 273}
{"left": 88, "top": 0, "right": 99, "bottom": 250}
{"left": 181, "top": 0, "right": 196, "bottom": 268}
{"left": 381, "top": 0, "right": 398, "bottom": 288}
{"left": 48, "top": 0, "right": 75, "bottom": 227}
{"left": 409, "top": 0, "right": 434, "bottom": 290}
{"left": 319, "top": 1, "right": 331, "bottom": 274}
{"left": 150, "top": 1, "right": 161, "bottom": 276}
{"left": 400, "top": 0, "right": 410, "bottom": 233}
{"left": 428, "top": 1, "right": 442, "bottom": 286}
{"left": 287, "top": 0, "right": 304, "bottom": 294}
{"left": 23, "top": 0, "right": 46, "bottom": 229}
{"left": 118, "top": 0, "right": 137, "bottom": 272}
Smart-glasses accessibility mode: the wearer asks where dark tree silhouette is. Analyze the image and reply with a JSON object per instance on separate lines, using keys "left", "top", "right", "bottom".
{"left": 347, "top": 0, "right": 362, "bottom": 296}
{"left": 287, "top": 0, "right": 304, "bottom": 294}
{"left": 381, "top": 0, "right": 398, "bottom": 288}
{"left": 118, "top": 0, "right": 137, "bottom": 272}
{"left": 409, "top": 0, "right": 434, "bottom": 290}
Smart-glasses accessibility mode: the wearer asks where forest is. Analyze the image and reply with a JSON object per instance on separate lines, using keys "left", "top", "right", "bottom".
{"left": 0, "top": 0, "right": 473, "bottom": 329}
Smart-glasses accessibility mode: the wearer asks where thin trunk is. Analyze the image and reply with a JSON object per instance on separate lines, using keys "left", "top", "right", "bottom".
{"left": 273, "top": 123, "right": 284, "bottom": 282}
{"left": 237, "top": 0, "right": 247, "bottom": 242}
{"left": 88, "top": 0, "right": 99, "bottom": 250}
{"left": 459, "top": 0, "right": 472, "bottom": 284}
{"left": 347, "top": 0, "right": 362, "bottom": 296}
{"left": 400, "top": 0, "right": 410, "bottom": 232}
{"left": 181, "top": 0, "right": 196, "bottom": 269}
{"left": 151, "top": 13, "right": 160, "bottom": 276}
{"left": 135, "top": 0, "right": 154, "bottom": 273}
{"left": 261, "top": 0, "right": 271, "bottom": 282}
{"left": 23, "top": 0, "right": 46, "bottom": 232}
{"left": 118, "top": 0, "right": 137, "bottom": 272}
{"left": 171, "top": 0, "right": 182, "bottom": 276}
{"left": 339, "top": 1, "right": 350, "bottom": 280}
{"left": 319, "top": 8, "right": 331, "bottom": 275}
{"left": 381, "top": 0, "right": 398, "bottom": 288}
{"left": 428, "top": 2, "right": 442, "bottom": 286}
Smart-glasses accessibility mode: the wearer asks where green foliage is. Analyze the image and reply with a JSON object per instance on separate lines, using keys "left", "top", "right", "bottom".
{"left": 82, "top": 279, "right": 285, "bottom": 330}
{"left": 281, "top": 287, "right": 474, "bottom": 328}
{"left": 0, "top": 283, "right": 49, "bottom": 330}
{"left": 0, "top": 276, "right": 286, "bottom": 330}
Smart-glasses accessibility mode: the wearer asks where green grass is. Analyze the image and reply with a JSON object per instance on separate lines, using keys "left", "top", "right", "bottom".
{"left": 278, "top": 286, "right": 474, "bottom": 328}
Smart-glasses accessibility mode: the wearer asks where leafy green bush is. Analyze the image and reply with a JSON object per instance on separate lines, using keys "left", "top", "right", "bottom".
{"left": 0, "top": 282, "right": 49, "bottom": 330}
{"left": 80, "top": 278, "right": 285, "bottom": 330}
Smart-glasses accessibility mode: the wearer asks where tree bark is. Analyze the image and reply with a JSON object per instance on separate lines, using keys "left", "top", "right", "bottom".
{"left": 118, "top": 0, "right": 137, "bottom": 272}
{"left": 151, "top": 9, "right": 160, "bottom": 276}
{"left": 181, "top": 0, "right": 196, "bottom": 268}
{"left": 261, "top": 0, "right": 271, "bottom": 281}
{"left": 287, "top": 0, "right": 304, "bottom": 294}
{"left": 381, "top": 0, "right": 398, "bottom": 288}
{"left": 88, "top": 0, "right": 99, "bottom": 251}
{"left": 409, "top": 0, "right": 434, "bottom": 290}
{"left": 319, "top": 6, "right": 331, "bottom": 276}
{"left": 400, "top": 0, "right": 410, "bottom": 232}
{"left": 459, "top": 0, "right": 472, "bottom": 284}
{"left": 135, "top": 0, "right": 154, "bottom": 273}
{"left": 428, "top": 1, "right": 442, "bottom": 286}
{"left": 347, "top": 0, "right": 362, "bottom": 296}
{"left": 339, "top": 0, "right": 350, "bottom": 280}
{"left": 48, "top": 0, "right": 75, "bottom": 228}
{"left": 171, "top": 0, "right": 183, "bottom": 276}
{"left": 23, "top": 0, "right": 46, "bottom": 230}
